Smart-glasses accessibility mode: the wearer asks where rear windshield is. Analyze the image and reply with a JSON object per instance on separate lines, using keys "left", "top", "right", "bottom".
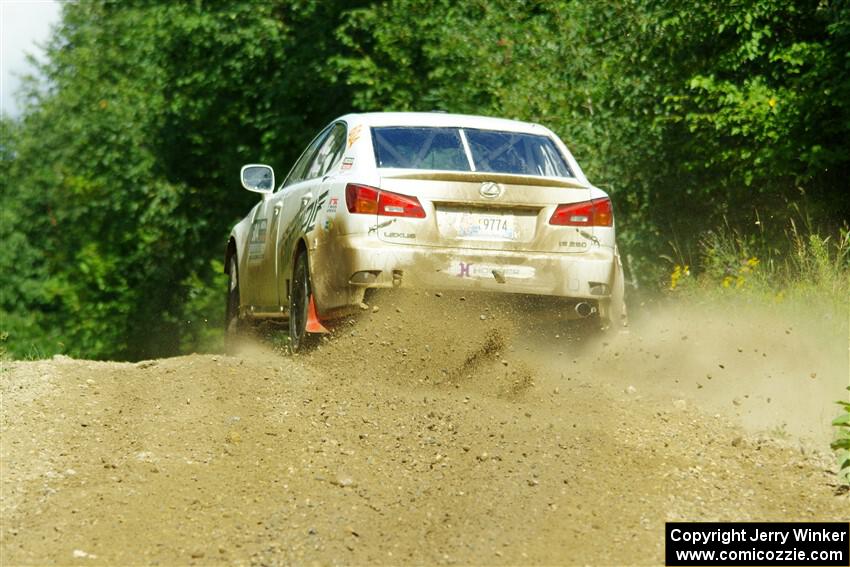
{"left": 371, "top": 126, "right": 573, "bottom": 177}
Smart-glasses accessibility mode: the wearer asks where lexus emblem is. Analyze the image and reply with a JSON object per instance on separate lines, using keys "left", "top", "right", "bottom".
{"left": 479, "top": 181, "right": 503, "bottom": 199}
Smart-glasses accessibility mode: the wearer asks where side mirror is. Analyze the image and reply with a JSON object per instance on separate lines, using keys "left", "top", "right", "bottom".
{"left": 240, "top": 164, "right": 275, "bottom": 194}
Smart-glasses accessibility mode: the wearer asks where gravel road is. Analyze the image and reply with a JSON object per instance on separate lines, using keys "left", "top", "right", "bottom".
{"left": 1, "top": 293, "right": 847, "bottom": 565}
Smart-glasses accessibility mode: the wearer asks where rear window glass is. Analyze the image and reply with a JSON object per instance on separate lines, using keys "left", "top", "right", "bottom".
{"left": 464, "top": 129, "right": 572, "bottom": 177}
{"left": 371, "top": 126, "right": 573, "bottom": 177}
{"left": 372, "top": 127, "right": 470, "bottom": 171}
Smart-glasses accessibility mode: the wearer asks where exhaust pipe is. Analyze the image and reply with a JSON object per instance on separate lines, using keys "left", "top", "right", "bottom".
{"left": 575, "top": 302, "right": 596, "bottom": 318}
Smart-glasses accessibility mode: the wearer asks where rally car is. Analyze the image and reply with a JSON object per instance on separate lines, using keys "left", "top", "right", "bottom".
{"left": 225, "top": 112, "right": 626, "bottom": 349}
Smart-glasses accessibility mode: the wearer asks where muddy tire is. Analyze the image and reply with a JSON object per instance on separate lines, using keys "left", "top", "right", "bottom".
{"left": 224, "top": 254, "right": 246, "bottom": 354}
{"left": 604, "top": 247, "right": 629, "bottom": 331}
{"left": 288, "top": 252, "right": 319, "bottom": 352}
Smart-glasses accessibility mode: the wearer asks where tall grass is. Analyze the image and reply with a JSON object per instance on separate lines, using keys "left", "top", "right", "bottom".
{"left": 666, "top": 216, "right": 849, "bottom": 312}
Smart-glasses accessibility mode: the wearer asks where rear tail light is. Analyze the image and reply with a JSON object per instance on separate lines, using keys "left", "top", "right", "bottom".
{"left": 345, "top": 183, "right": 379, "bottom": 214}
{"left": 549, "top": 197, "right": 613, "bottom": 226}
{"left": 378, "top": 190, "right": 426, "bottom": 218}
{"left": 345, "top": 183, "right": 426, "bottom": 218}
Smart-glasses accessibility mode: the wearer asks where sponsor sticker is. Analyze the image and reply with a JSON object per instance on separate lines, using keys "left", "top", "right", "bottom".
{"left": 327, "top": 197, "right": 339, "bottom": 214}
{"left": 450, "top": 261, "right": 534, "bottom": 280}
{"left": 347, "top": 125, "right": 362, "bottom": 148}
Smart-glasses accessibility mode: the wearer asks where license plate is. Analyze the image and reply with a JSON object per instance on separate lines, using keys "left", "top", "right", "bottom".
{"left": 440, "top": 210, "right": 518, "bottom": 241}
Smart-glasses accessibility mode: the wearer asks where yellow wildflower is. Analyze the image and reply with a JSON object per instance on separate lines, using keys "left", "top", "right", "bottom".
{"left": 669, "top": 264, "right": 690, "bottom": 290}
{"left": 670, "top": 265, "right": 681, "bottom": 290}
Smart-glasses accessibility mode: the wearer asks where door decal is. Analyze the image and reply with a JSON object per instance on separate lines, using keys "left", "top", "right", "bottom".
{"left": 248, "top": 218, "right": 268, "bottom": 261}
{"left": 299, "top": 190, "right": 329, "bottom": 234}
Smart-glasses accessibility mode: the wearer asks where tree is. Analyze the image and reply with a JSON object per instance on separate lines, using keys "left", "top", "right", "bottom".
{"left": 2, "top": 0, "right": 362, "bottom": 359}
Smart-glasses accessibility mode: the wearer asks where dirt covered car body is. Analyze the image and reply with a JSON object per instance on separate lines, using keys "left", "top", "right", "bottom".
{"left": 226, "top": 112, "right": 626, "bottom": 347}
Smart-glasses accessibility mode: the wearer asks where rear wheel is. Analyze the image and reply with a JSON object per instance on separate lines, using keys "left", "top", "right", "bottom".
{"left": 289, "top": 252, "right": 319, "bottom": 352}
{"left": 603, "top": 248, "right": 628, "bottom": 331}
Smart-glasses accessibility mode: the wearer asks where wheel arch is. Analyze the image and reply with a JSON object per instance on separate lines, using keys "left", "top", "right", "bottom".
{"left": 293, "top": 237, "right": 308, "bottom": 262}
{"left": 224, "top": 237, "right": 238, "bottom": 275}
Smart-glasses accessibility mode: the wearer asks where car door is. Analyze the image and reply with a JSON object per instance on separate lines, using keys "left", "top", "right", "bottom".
{"left": 274, "top": 122, "right": 348, "bottom": 310}
{"left": 241, "top": 197, "right": 277, "bottom": 311}
{"left": 242, "top": 127, "right": 333, "bottom": 311}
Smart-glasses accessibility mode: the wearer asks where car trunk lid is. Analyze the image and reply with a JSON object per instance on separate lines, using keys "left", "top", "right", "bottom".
{"left": 376, "top": 171, "right": 594, "bottom": 253}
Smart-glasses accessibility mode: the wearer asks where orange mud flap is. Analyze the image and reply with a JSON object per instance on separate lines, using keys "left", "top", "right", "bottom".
{"left": 305, "top": 295, "right": 330, "bottom": 334}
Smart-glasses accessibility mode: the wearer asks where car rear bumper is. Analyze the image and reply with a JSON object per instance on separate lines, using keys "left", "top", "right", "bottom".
{"left": 312, "top": 234, "right": 617, "bottom": 314}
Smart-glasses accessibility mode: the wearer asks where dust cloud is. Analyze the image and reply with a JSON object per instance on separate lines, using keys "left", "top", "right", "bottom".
{"left": 309, "top": 290, "right": 848, "bottom": 447}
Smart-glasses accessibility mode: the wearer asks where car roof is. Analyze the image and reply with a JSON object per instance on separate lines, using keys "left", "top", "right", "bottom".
{"left": 337, "top": 112, "right": 551, "bottom": 135}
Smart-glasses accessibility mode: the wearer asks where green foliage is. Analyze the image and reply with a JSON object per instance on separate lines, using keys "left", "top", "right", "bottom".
{"left": 833, "top": 387, "right": 850, "bottom": 486}
{"left": 2, "top": 0, "right": 360, "bottom": 360}
{"left": 177, "top": 259, "right": 228, "bottom": 354}
{"left": 0, "top": 332, "right": 8, "bottom": 361}
{"left": 1, "top": 0, "right": 847, "bottom": 360}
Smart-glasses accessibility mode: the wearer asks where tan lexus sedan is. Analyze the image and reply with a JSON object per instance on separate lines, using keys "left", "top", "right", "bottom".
{"left": 226, "top": 112, "right": 626, "bottom": 349}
